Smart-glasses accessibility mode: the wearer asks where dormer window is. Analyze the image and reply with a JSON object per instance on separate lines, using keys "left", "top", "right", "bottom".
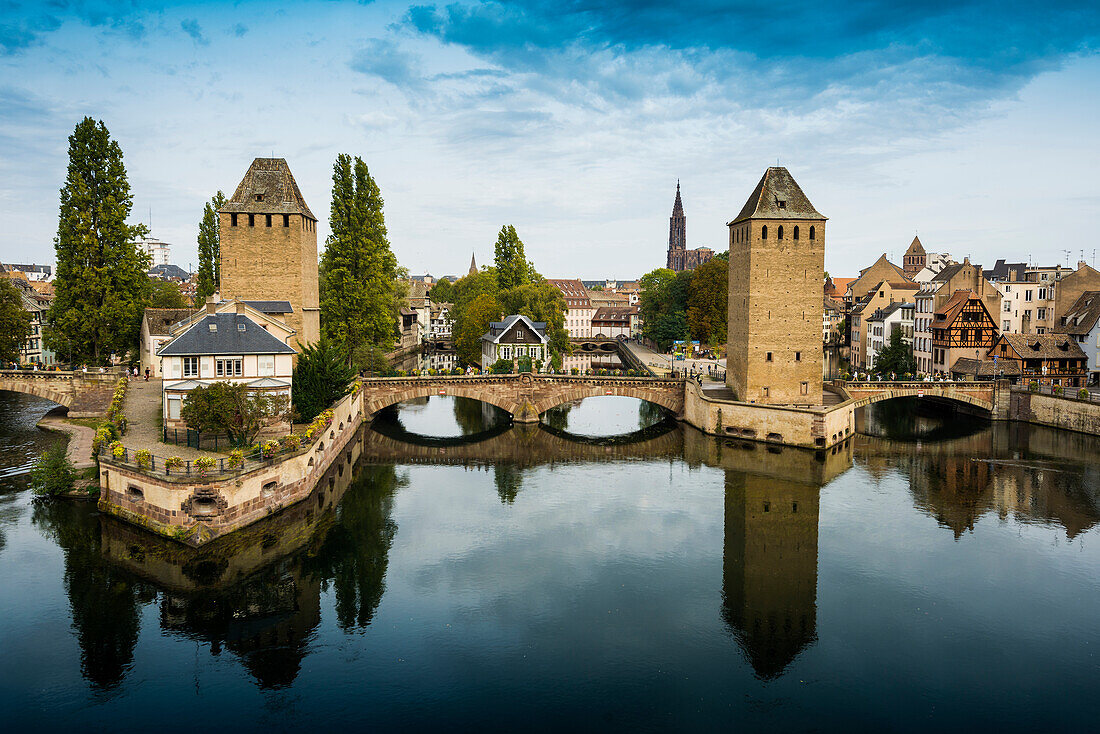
{"left": 255, "top": 194, "right": 264, "bottom": 202}
{"left": 237, "top": 323, "right": 246, "bottom": 332}
{"left": 208, "top": 323, "right": 217, "bottom": 332}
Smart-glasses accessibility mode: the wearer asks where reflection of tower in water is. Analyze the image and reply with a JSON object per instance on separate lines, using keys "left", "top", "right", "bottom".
{"left": 722, "top": 471, "right": 820, "bottom": 679}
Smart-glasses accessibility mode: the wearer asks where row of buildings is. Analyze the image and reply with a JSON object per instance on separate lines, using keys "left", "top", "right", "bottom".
{"left": 829, "top": 236, "right": 1100, "bottom": 387}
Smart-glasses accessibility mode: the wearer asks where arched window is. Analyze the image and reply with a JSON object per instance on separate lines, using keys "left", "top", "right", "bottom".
{"left": 762, "top": 225, "right": 767, "bottom": 240}
{"left": 778, "top": 225, "right": 784, "bottom": 240}
{"left": 809, "top": 225, "right": 815, "bottom": 240}
{"left": 793, "top": 226, "right": 799, "bottom": 240}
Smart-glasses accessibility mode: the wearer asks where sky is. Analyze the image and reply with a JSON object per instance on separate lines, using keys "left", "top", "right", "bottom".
{"left": 0, "top": 0, "right": 1098, "bottom": 279}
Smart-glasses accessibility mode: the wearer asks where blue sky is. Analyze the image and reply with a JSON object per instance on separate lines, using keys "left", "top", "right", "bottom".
{"left": 0, "top": 0, "right": 1097, "bottom": 278}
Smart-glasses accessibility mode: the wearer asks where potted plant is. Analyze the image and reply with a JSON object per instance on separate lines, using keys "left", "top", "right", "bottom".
{"left": 194, "top": 456, "right": 216, "bottom": 477}
{"left": 165, "top": 456, "right": 184, "bottom": 474}
{"left": 135, "top": 449, "right": 152, "bottom": 469}
{"left": 227, "top": 448, "right": 245, "bottom": 469}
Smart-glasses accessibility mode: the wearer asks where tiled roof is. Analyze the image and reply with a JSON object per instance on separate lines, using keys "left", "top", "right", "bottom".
{"left": 548, "top": 278, "right": 590, "bottom": 301}
{"left": 158, "top": 313, "right": 296, "bottom": 356}
{"left": 934, "top": 290, "right": 976, "bottom": 323}
{"left": 730, "top": 167, "right": 825, "bottom": 224}
{"left": 481, "top": 314, "right": 548, "bottom": 344}
{"left": 988, "top": 259, "right": 1028, "bottom": 281}
{"left": 904, "top": 235, "right": 925, "bottom": 256}
{"left": 592, "top": 306, "right": 637, "bottom": 323}
{"left": 144, "top": 307, "right": 196, "bottom": 336}
{"left": 221, "top": 158, "right": 315, "bottom": 219}
{"left": 995, "top": 332, "right": 1086, "bottom": 360}
{"left": 1055, "top": 291, "right": 1100, "bottom": 336}
{"left": 932, "top": 262, "right": 970, "bottom": 283}
{"left": 243, "top": 300, "right": 293, "bottom": 314}
{"left": 951, "top": 358, "right": 1021, "bottom": 377}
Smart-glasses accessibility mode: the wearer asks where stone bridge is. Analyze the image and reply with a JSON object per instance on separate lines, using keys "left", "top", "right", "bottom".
{"left": 359, "top": 373, "right": 686, "bottom": 423}
{"left": 838, "top": 380, "right": 1003, "bottom": 414}
{"left": 0, "top": 369, "right": 121, "bottom": 417}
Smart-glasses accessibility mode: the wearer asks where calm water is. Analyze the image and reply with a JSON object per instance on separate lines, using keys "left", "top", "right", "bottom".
{"left": 2, "top": 393, "right": 1100, "bottom": 732}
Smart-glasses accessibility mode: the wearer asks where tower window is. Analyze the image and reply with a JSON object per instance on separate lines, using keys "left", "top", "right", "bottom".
{"left": 778, "top": 225, "right": 784, "bottom": 240}
{"left": 255, "top": 194, "right": 264, "bottom": 202}
{"left": 283, "top": 214, "right": 289, "bottom": 227}
{"left": 794, "top": 226, "right": 799, "bottom": 240}
{"left": 761, "top": 225, "right": 767, "bottom": 240}
{"left": 795, "top": 351, "right": 801, "bottom": 361}
{"left": 265, "top": 214, "right": 272, "bottom": 227}
{"left": 809, "top": 225, "right": 815, "bottom": 240}
{"left": 248, "top": 214, "right": 255, "bottom": 227}
{"left": 766, "top": 352, "right": 773, "bottom": 362}
{"left": 231, "top": 213, "right": 238, "bottom": 227}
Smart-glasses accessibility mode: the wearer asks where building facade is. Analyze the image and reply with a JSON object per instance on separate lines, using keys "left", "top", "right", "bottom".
{"left": 995, "top": 262, "right": 1100, "bottom": 336}
{"left": 480, "top": 315, "right": 550, "bottom": 370}
{"left": 987, "top": 333, "right": 1088, "bottom": 388}
{"left": 726, "top": 167, "right": 825, "bottom": 405}
{"left": 930, "top": 290, "right": 1000, "bottom": 376}
{"left": 902, "top": 236, "right": 926, "bottom": 278}
{"left": 866, "top": 302, "right": 915, "bottom": 371}
{"left": 914, "top": 259, "right": 1001, "bottom": 375}
{"left": 548, "top": 279, "right": 594, "bottom": 339}
{"left": 135, "top": 236, "right": 172, "bottom": 267}
{"left": 1054, "top": 290, "right": 1100, "bottom": 385}
{"left": 219, "top": 158, "right": 320, "bottom": 348}
{"left": 666, "top": 182, "right": 714, "bottom": 272}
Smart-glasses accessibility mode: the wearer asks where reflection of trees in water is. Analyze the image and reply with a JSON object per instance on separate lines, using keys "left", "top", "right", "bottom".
{"left": 493, "top": 464, "right": 523, "bottom": 504}
{"left": 452, "top": 396, "right": 509, "bottom": 436}
{"left": 32, "top": 500, "right": 153, "bottom": 692}
{"left": 302, "top": 464, "right": 405, "bottom": 630}
{"left": 540, "top": 402, "right": 574, "bottom": 433}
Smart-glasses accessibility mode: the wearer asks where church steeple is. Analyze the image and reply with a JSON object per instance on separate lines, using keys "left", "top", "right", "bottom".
{"left": 667, "top": 181, "right": 687, "bottom": 270}
{"left": 469, "top": 253, "right": 478, "bottom": 275}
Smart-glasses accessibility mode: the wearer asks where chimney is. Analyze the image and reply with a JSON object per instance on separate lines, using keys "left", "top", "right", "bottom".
{"left": 1079, "top": 261, "right": 1088, "bottom": 271}
{"left": 235, "top": 300, "right": 245, "bottom": 315}
{"left": 205, "top": 295, "right": 217, "bottom": 315}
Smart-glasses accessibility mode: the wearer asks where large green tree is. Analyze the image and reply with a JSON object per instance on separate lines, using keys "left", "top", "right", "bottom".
{"left": 181, "top": 381, "right": 289, "bottom": 446}
{"left": 149, "top": 279, "right": 188, "bottom": 309}
{"left": 686, "top": 257, "right": 728, "bottom": 346}
{"left": 0, "top": 280, "right": 32, "bottom": 363}
{"left": 454, "top": 293, "right": 502, "bottom": 367}
{"left": 319, "top": 154, "right": 399, "bottom": 353}
{"left": 194, "top": 190, "right": 226, "bottom": 303}
{"left": 872, "top": 329, "right": 917, "bottom": 376}
{"left": 494, "top": 225, "right": 533, "bottom": 291}
{"left": 46, "top": 118, "right": 150, "bottom": 364}
{"left": 639, "top": 267, "right": 693, "bottom": 350}
{"left": 292, "top": 336, "right": 357, "bottom": 422}
{"left": 428, "top": 278, "right": 453, "bottom": 303}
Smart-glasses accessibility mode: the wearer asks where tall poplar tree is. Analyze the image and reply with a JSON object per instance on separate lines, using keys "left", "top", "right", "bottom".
{"left": 320, "top": 154, "right": 398, "bottom": 352}
{"left": 493, "top": 225, "right": 533, "bottom": 291}
{"left": 46, "top": 118, "right": 150, "bottom": 364}
{"left": 194, "top": 190, "right": 226, "bottom": 303}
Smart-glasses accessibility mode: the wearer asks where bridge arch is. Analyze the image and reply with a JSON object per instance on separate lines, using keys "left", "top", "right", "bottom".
{"left": 362, "top": 382, "right": 522, "bottom": 419}
{"left": 532, "top": 384, "right": 684, "bottom": 418}
{"left": 0, "top": 378, "right": 73, "bottom": 408}
{"left": 844, "top": 384, "right": 994, "bottom": 413}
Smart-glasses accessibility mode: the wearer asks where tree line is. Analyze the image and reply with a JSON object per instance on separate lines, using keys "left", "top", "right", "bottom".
{"left": 638, "top": 253, "right": 729, "bottom": 351}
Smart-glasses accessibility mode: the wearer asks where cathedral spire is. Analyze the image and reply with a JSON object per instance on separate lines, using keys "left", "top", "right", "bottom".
{"left": 469, "top": 253, "right": 478, "bottom": 275}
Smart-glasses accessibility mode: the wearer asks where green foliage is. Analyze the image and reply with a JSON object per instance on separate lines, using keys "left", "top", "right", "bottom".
{"left": 319, "top": 154, "right": 399, "bottom": 353}
{"left": 428, "top": 278, "right": 453, "bottom": 303}
{"left": 516, "top": 356, "right": 533, "bottom": 373}
{"left": 292, "top": 336, "right": 356, "bottom": 422}
{"left": 494, "top": 225, "right": 534, "bottom": 291}
{"left": 351, "top": 342, "right": 390, "bottom": 375}
{"left": 194, "top": 190, "right": 226, "bottom": 303}
{"left": 31, "top": 440, "right": 76, "bottom": 497}
{"left": 181, "top": 381, "right": 288, "bottom": 446}
{"left": 149, "top": 279, "right": 187, "bottom": 309}
{"left": 872, "top": 329, "right": 917, "bottom": 376}
{"left": 0, "top": 279, "right": 32, "bottom": 363}
{"left": 46, "top": 117, "right": 151, "bottom": 364}
{"left": 639, "top": 268, "right": 693, "bottom": 350}
{"left": 488, "top": 358, "right": 513, "bottom": 374}
{"left": 686, "top": 257, "right": 728, "bottom": 345}
{"left": 498, "top": 281, "right": 569, "bottom": 357}
{"left": 455, "top": 294, "right": 503, "bottom": 367}
{"left": 1079, "top": 388, "right": 1090, "bottom": 400}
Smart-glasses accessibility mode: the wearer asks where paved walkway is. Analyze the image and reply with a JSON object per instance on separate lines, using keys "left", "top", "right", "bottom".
{"left": 121, "top": 377, "right": 214, "bottom": 460}
{"left": 38, "top": 416, "right": 95, "bottom": 469}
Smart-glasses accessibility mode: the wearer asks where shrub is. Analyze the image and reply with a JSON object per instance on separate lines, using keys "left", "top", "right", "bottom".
{"left": 30, "top": 441, "right": 76, "bottom": 497}
{"left": 262, "top": 439, "right": 280, "bottom": 458}
{"left": 135, "top": 449, "right": 152, "bottom": 469}
{"left": 397, "top": 370, "right": 407, "bottom": 377}
{"left": 109, "top": 440, "right": 126, "bottom": 459}
{"left": 165, "top": 456, "right": 184, "bottom": 472}
{"left": 1053, "top": 385, "right": 1064, "bottom": 396}
{"left": 570, "top": 368, "right": 579, "bottom": 375}
{"left": 194, "top": 456, "right": 216, "bottom": 476}
{"left": 280, "top": 434, "right": 302, "bottom": 451}
{"left": 1028, "top": 381, "right": 1039, "bottom": 392}
{"left": 1079, "top": 388, "right": 1090, "bottom": 400}
{"left": 227, "top": 449, "right": 245, "bottom": 469}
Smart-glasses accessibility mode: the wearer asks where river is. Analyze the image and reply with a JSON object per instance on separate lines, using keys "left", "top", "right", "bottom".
{"left": 1, "top": 392, "right": 1099, "bottom": 731}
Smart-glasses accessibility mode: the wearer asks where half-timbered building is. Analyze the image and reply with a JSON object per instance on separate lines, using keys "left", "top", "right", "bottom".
{"left": 985, "top": 333, "right": 1088, "bottom": 388}
{"left": 930, "top": 290, "right": 999, "bottom": 377}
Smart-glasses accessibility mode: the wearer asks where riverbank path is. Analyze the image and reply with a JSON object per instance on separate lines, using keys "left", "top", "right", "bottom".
{"left": 121, "top": 376, "right": 214, "bottom": 460}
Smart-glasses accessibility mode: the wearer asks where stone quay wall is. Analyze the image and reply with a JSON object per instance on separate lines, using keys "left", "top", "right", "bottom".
{"left": 0, "top": 369, "right": 119, "bottom": 417}
{"left": 98, "top": 389, "right": 365, "bottom": 547}
{"left": 1008, "top": 389, "right": 1100, "bottom": 436}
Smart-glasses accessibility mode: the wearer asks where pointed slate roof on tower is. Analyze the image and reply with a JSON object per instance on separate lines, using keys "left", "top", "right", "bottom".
{"left": 730, "top": 167, "right": 825, "bottom": 224}
{"left": 221, "top": 158, "right": 315, "bottom": 219}
{"left": 469, "top": 253, "right": 478, "bottom": 275}
{"left": 672, "top": 180, "right": 684, "bottom": 218}
{"left": 905, "top": 235, "right": 925, "bottom": 257}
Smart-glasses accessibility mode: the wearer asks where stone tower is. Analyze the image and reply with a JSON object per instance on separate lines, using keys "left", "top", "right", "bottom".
{"left": 726, "top": 167, "right": 825, "bottom": 405}
{"left": 903, "top": 235, "right": 926, "bottom": 277}
{"left": 219, "top": 158, "right": 320, "bottom": 348}
{"left": 666, "top": 181, "right": 686, "bottom": 271}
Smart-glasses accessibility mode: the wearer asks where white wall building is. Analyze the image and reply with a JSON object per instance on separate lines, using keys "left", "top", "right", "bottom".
{"left": 866, "top": 302, "right": 915, "bottom": 370}
{"left": 135, "top": 236, "right": 172, "bottom": 267}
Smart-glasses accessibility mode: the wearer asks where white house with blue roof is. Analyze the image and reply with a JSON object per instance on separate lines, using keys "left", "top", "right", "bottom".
{"left": 157, "top": 300, "right": 297, "bottom": 430}
{"left": 480, "top": 314, "right": 549, "bottom": 370}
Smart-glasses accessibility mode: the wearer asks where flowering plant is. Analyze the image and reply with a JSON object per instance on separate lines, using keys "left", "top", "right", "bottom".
{"left": 262, "top": 439, "right": 280, "bottom": 458}
{"left": 109, "top": 441, "right": 126, "bottom": 459}
{"left": 194, "top": 456, "right": 216, "bottom": 476}
{"left": 227, "top": 449, "right": 245, "bottom": 469}
{"left": 135, "top": 449, "right": 152, "bottom": 469}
